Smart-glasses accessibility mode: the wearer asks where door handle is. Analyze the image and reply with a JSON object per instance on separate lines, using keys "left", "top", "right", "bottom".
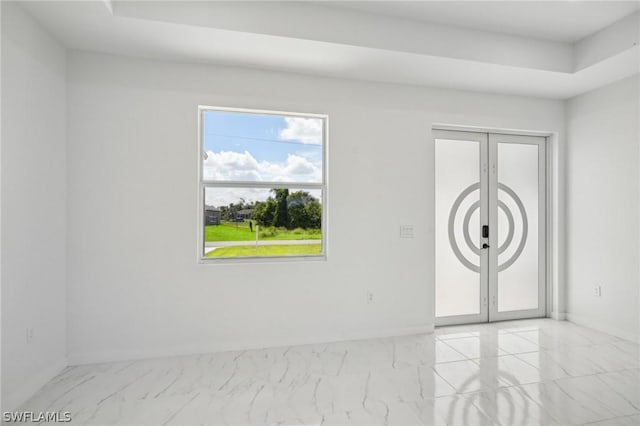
{"left": 482, "top": 226, "right": 490, "bottom": 249}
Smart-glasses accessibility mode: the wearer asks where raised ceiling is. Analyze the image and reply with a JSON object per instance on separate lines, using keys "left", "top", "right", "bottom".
{"left": 319, "top": 1, "right": 640, "bottom": 43}
{"left": 18, "top": 1, "right": 640, "bottom": 99}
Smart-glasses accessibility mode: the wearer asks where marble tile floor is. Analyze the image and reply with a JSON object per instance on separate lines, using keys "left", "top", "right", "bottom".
{"left": 13, "top": 319, "right": 640, "bottom": 425}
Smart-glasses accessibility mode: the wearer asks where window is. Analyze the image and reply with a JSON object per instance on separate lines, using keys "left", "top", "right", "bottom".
{"left": 198, "top": 106, "right": 326, "bottom": 260}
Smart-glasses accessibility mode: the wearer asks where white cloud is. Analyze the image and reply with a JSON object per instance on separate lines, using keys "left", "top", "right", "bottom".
{"left": 202, "top": 150, "right": 262, "bottom": 181}
{"left": 203, "top": 151, "right": 321, "bottom": 183}
{"left": 203, "top": 150, "right": 322, "bottom": 206}
{"left": 203, "top": 134, "right": 323, "bottom": 205}
{"left": 284, "top": 155, "right": 316, "bottom": 175}
{"left": 205, "top": 186, "right": 271, "bottom": 207}
{"left": 279, "top": 117, "right": 322, "bottom": 145}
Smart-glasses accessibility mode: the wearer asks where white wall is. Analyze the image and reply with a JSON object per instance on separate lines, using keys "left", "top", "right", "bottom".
{"left": 566, "top": 75, "right": 640, "bottom": 341}
{"left": 1, "top": 3, "right": 67, "bottom": 410}
{"left": 66, "top": 52, "right": 565, "bottom": 364}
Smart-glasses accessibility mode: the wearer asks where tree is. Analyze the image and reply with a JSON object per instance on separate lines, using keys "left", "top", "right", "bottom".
{"left": 304, "top": 198, "right": 322, "bottom": 229}
{"left": 220, "top": 205, "right": 229, "bottom": 221}
{"left": 286, "top": 191, "right": 320, "bottom": 229}
{"left": 251, "top": 189, "right": 321, "bottom": 230}
{"left": 228, "top": 202, "right": 238, "bottom": 221}
{"left": 272, "top": 188, "right": 289, "bottom": 228}
{"left": 287, "top": 191, "right": 309, "bottom": 229}
{"left": 252, "top": 198, "right": 276, "bottom": 226}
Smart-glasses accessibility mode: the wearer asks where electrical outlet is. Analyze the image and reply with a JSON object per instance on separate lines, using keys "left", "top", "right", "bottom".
{"left": 366, "top": 291, "right": 374, "bottom": 304}
{"left": 593, "top": 285, "right": 602, "bottom": 297}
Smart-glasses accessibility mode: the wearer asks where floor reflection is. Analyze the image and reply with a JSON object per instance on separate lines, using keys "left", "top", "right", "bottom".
{"left": 15, "top": 319, "right": 640, "bottom": 425}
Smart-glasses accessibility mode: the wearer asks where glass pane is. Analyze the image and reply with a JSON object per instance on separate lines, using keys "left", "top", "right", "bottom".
{"left": 435, "top": 139, "right": 481, "bottom": 317}
{"left": 497, "top": 143, "right": 539, "bottom": 312}
{"left": 202, "top": 110, "right": 323, "bottom": 183}
{"left": 204, "top": 187, "right": 322, "bottom": 258}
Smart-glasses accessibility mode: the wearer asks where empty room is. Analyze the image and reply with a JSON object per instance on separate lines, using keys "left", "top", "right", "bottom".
{"left": 1, "top": 1, "right": 639, "bottom": 425}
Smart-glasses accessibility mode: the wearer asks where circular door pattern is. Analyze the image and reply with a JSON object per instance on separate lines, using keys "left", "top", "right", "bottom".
{"left": 448, "top": 182, "right": 527, "bottom": 272}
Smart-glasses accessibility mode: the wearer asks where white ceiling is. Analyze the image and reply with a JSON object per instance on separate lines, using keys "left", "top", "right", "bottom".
{"left": 319, "top": 1, "right": 640, "bottom": 43}
{"left": 18, "top": 1, "right": 640, "bottom": 99}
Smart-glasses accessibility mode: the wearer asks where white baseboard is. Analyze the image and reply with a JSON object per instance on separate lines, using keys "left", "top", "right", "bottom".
{"left": 68, "top": 323, "right": 435, "bottom": 366}
{"left": 2, "top": 358, "right": 68, "bottom": 412}
{"left": 566, "top": 313, "right": 640, "bottom": 343}
{"left": 550, "top": 312, "right": 566, "bottom": 320}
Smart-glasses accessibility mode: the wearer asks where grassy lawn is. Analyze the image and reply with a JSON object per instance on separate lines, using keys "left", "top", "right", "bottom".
{"left": 205, "top": 244, "right": 321, "bottom": 258}
{"left": 205, "top": 221, "right": 320, "bottom": 242}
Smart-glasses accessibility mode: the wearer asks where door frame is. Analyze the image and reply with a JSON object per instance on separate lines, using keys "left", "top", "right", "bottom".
{"left": 433, "top": 130, "right": 548, "bottom": 325}
{"left": 488, "top": 133, "right": 547, "bottom": 322}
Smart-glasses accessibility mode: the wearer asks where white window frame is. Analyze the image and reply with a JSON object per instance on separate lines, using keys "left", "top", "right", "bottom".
{"left": 197, "top": 105, "right": 328, "bottom": 263}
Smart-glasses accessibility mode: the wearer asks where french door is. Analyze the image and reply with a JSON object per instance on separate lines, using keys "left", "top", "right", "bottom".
{"left": 434, "top": 130, "right": 546, "bottom": 325}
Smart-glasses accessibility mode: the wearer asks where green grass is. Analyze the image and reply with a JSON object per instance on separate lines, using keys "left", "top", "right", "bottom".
{"left": 205, "top": 221, "right": 320, "bottom": 242}
{"left": 205, "top": 244, "right": 322, "bottom": 258}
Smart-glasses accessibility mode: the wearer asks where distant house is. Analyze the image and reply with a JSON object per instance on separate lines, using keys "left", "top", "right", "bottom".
{"left": 204, "top": 206, "right": 221, "bottom": 225}
{"left": 236, "top": 209, "right": 253, "bottom": 220}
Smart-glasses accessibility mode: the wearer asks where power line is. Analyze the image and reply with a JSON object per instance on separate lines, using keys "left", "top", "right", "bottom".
{"left": 204, "top": 132, "right": 321, "bottom": 147}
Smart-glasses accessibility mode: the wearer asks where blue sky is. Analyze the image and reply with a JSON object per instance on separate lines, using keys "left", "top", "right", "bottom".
{"left": 202, "top": 110, "right": 322, "bottom": 182}
{"left": 202, "top": 110, "right": 323, "bottom": 206}
{"left": 203, "top": 110, "right": 318, "bottom": 164}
